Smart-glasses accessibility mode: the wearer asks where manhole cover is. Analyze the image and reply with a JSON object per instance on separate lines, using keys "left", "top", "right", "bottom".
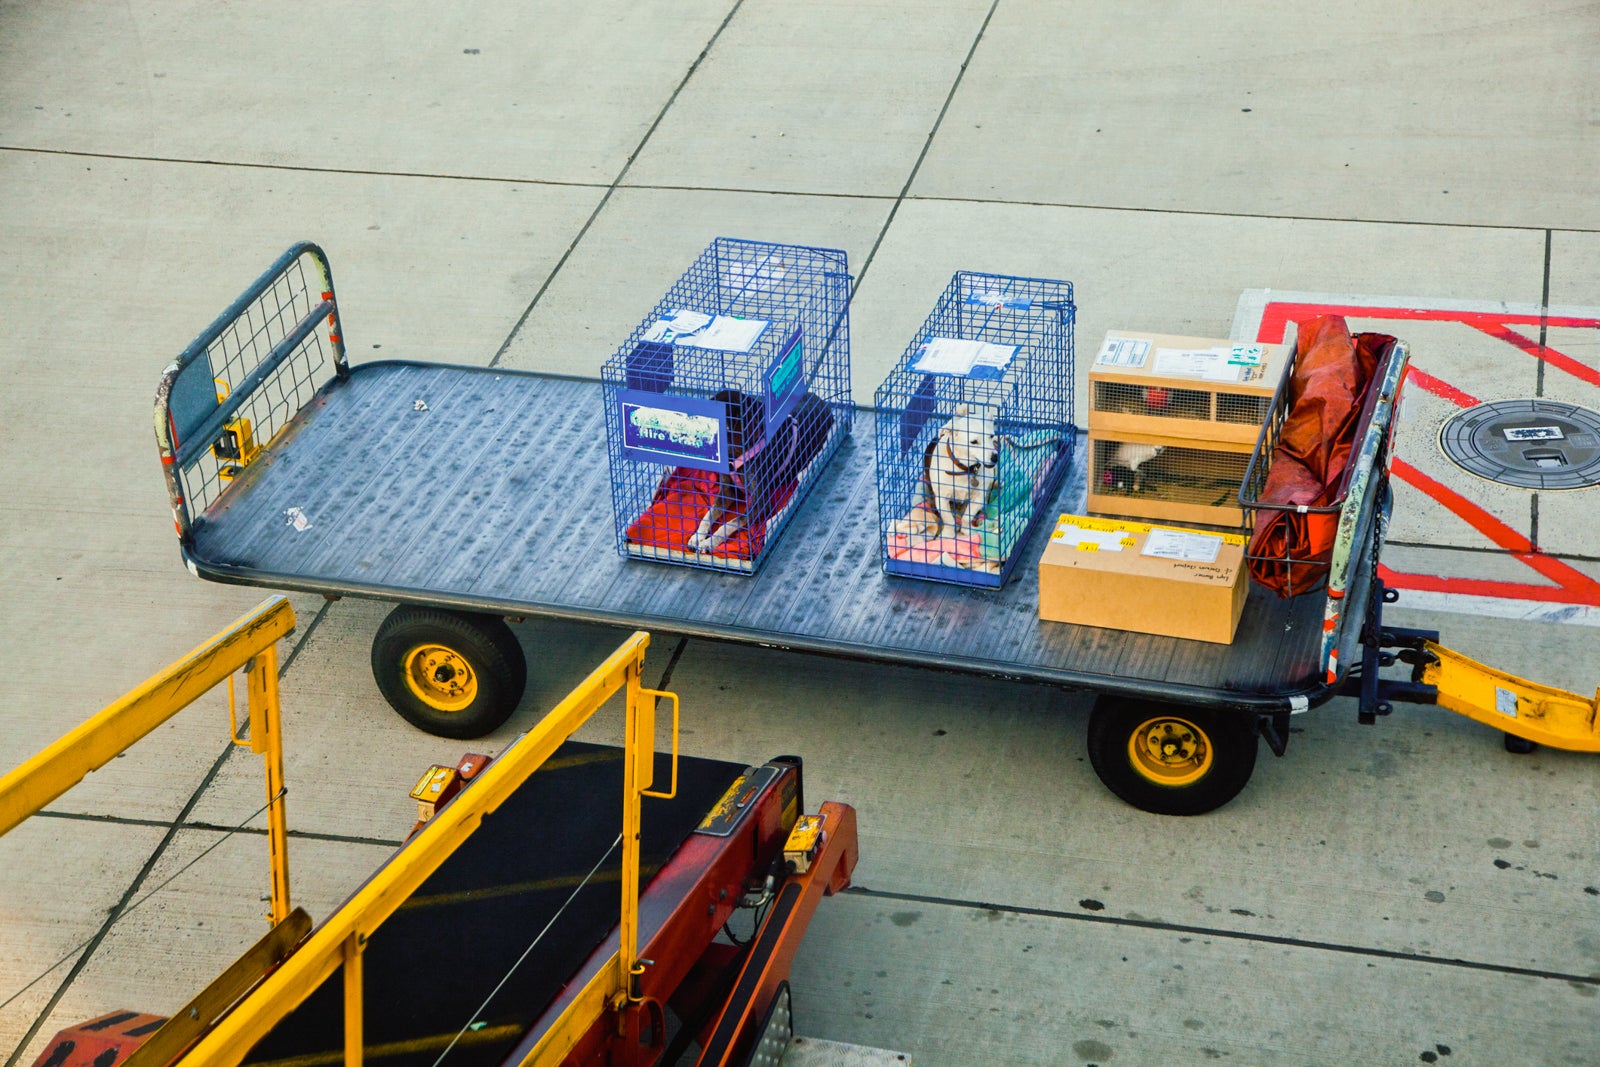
{"left": 1439, "top": 399, "right": 1600, "bottom": 490}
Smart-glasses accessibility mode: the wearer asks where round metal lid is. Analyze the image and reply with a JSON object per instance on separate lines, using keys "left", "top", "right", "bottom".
{"left": 1438, "top": 399, "right": 1600, "bottom": 490}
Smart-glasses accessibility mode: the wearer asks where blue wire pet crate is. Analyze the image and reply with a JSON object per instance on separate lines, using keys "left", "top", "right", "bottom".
{"left": 602, "top": 238, "right": 853, "bottom": 575}
{"left": 875, "top": 271, "right": 1075, "bottom": 588}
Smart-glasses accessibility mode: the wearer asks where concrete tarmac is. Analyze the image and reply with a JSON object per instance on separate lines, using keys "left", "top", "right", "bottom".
{"left": 2, "top": 3, "right": 1597, "bottom": 1065}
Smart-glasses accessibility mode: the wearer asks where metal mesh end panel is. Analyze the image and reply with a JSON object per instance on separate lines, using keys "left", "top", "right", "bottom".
{"left": 874, "top": 272, "right": 1075, "bottom": 588}
{"left": 601, "top": 239, "right": 853, "bottom": 576}
{"left": 155, "top": 244, "right": 346, "bottom": 535}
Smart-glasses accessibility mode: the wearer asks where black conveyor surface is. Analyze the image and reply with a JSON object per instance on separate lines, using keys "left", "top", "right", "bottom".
{"left": 240, "top": 741, "right": 745, "bottom": 1067}
{"left": 189, "top": 365, "right": 1344, "bottom": 706}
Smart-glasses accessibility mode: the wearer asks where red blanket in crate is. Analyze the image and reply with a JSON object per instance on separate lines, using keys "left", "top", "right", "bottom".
{"left": 1247, "top": 316, "right": 1393, "bottom": 597}
{"left": 625, "top": 467, "right": 797, "bottom": 561}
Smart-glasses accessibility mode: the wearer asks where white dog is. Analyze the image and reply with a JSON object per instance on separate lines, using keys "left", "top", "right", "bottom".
{"left": 894, "top": 404, "right": 999, "bottom": 539}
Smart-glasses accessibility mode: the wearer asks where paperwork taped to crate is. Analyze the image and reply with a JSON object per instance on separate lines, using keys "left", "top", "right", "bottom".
{"left": 643, "top": 309, "right": 770, "bottom": 351}
{"left": 1094, "top": 336, "right": 1151, "bottom": 368}
{"left": 1151, "top": 346, "right": 1249, "bottom": 382}
{"left": 912, "top": 336, "right": 1018, "bottom": 379}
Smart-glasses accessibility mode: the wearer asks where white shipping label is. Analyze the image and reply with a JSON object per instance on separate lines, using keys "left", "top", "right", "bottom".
{"left": 913, "top": 336, "right": 1018, "bottom": 376}
{"left": 1152, "top": 346, "right": 1244, "bottom": 382}
{"left": 1095, "top": 336, "right": 1151, "bottom": 368}
{"left": 642, "top": 312, "right": 770, "bottom": 352}
{"left": 1141, "top": 528, "right": 1224, "bottom": 563}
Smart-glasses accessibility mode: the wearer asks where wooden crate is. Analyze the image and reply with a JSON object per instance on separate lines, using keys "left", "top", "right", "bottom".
{"left": 1086, "top": 430, "right": 1253, "bottom": 528}
{"left": 1089, "top": 331, "right": 1291, "bottom": 445}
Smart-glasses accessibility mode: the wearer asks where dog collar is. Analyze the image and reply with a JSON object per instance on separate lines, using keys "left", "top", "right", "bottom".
{"left": 943, "top": 441, "right": 993, "bottom": 474}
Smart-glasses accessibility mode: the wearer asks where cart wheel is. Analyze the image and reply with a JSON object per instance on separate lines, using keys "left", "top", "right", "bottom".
{"left": 1503, "top": 731, "right": 1537, "bottom": 755}
{"left": 1087, "top": 698, "right": 1258, "bottom": 816}
{"left": 371, "top": 605, "right": 527, "bottom": 739}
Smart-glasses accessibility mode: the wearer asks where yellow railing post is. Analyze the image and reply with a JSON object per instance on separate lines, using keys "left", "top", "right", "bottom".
{"left": 617, "top": 658, "right": 655, "bottom": 1012}
{"left": 342, "top": 932, "right": 364, "bottom": 1067}
{"left": 245, "top": 644, "right": 292, "bottom": 925}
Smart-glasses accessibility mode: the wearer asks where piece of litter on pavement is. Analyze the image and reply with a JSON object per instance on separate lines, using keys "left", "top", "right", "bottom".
{"left": 413, "top": 399, "right": 429, "bottom": 411}
{"left": 284, "top": 507, "right": 313, "bottom": 532}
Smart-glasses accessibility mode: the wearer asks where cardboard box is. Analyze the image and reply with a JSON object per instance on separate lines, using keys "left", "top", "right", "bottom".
{"left": 1037, "top": 515, "right": 1248, "bottom": 643}
{"left": 1089, "top": 331, "right": 1291, "bottom": 445}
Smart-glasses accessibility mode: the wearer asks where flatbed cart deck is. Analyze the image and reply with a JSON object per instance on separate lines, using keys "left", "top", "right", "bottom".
{"left": 155, "top": 244, "right": 1600, "bottom": 815}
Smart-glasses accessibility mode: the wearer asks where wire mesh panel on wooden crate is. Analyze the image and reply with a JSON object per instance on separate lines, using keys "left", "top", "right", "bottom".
{"left": 1086, "top": 432, "right": 1252, "bottom": 528}
{"left": 1088, "top": 332, "right": 1291, "bottom": 446}
{"left": 602, "top": 238, "right": 853, "bottom": 575}
{"left": 155, "top": 243, "right": 348, "bottom": 538}
{"left": 875, "top": 271, "right": 1075, "bottom": 587}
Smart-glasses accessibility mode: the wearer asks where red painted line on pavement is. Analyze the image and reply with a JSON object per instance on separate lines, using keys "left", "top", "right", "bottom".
{"left": 1403, "top": 366, "right": 1478, "bottom": 409}
{"left": 1390, "top": 458, "right": 1600, "bottom": 604}
{"left": 1257, "top": 301, "right": 1600, "bottom": 343}
{"left": 1377, "top": 565, "right": 1600, "bottom": 606}
{"left": 1470, "top": 322, "right": 1600, "bottom": 389}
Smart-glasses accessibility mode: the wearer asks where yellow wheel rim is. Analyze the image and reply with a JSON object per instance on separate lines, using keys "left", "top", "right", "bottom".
{"left": 1128, "top": 715, "right": 1213, "bottom": 787}
{"left": 402, "top": 644, "right": 478, "bottom": 713}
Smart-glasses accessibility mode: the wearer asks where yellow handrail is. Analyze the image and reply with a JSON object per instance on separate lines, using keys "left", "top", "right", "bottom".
{"left": 179, "top": 628, "right": 678, "bottom": 1067}
{"left": 0, "top": 596, "right": 297, "bottom": 924}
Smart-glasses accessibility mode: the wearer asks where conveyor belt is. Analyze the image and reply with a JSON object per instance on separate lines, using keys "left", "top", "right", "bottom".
{"left": 188, "top": 365, "right": 1340, "bottom": 707}
{"left": 238, "top": 741, "right": 745, "bottom": 1067}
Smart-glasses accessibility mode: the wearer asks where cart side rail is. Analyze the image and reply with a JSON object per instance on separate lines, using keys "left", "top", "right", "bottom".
{"left": 154, "top": 242, "right": 348, "bottom": 540}
{"left": 1319, "top": 339, "right": 1409, "bottom": 681}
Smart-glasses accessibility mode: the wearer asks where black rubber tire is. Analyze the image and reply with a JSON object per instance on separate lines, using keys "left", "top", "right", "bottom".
{"left": 1087, "top": 697, "right": 1259, "bottom": 816}
{"left": 1503, "top": 731, "right": 1538, "bottom": 754}
{"left": 370, "top": 605, "right": 527, "bottom": 739}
